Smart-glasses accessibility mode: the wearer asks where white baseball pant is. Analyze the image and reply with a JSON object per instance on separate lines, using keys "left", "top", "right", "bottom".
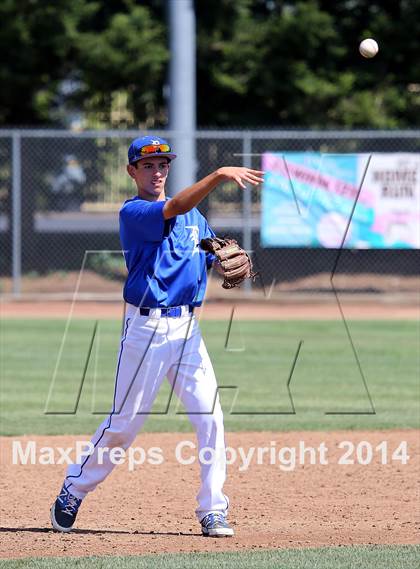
{"left": 65, "top": 303, "right": 229, "bottom": 521}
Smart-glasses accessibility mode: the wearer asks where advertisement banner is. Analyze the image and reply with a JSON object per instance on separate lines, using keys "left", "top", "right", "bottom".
{"left": 261, "top": 152, "right": 420, "bottom": 248}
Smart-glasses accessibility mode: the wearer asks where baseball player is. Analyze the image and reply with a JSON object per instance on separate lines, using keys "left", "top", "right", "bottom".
{"left": 50, "top": 135, "right": 264, "bottom": 537}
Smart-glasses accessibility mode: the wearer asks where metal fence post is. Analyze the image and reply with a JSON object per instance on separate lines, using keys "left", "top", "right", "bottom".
{"left": 12, "top": 131, "right": 22, "bottom": 296}
{"left": 242, "top": 132, "right": 252, "bottom": 292}
{"left": 168, "top": 0, "right": 196, "bottom": 195}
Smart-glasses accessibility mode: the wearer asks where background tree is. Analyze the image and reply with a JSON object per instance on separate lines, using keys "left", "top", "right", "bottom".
{"left": 196, "top": 0, "right": 420, "bottom": 127}
{"left": 73, "top": 0, "right": 168, "bottom": 128}
{"left": 1, "top": 0, "right": 418, "bottom": 127}
{"left": 0, "top": 0, "right": 88, "bottom": 124}
{"left": 0, "top": 0, "right": 167, "bottom": 127}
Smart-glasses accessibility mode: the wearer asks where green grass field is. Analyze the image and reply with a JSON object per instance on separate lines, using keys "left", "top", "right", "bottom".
{"left": 0, "top": 546, "right": 419, "bottom": 569}
{"left": 1, "top": 319, "right": 419, "bottom": 435}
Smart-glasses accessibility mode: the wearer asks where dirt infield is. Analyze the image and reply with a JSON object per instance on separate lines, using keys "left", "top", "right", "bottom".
{"left": 0, "top": 430, "right": 418, "bottom": 559}
{"left": 1, "top": 269, "right": 419, "bottom": 321}
{"left": 1, "top": 298, "right": 419, "bottom": 320}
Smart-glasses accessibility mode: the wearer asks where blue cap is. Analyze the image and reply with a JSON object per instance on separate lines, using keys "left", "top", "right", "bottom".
{"left": 128, "top": 135, "right": 177, "bottom": 164}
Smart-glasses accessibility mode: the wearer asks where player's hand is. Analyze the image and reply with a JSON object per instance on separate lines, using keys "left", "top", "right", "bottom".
{"left": 217, "top": 167, "right": 265, "bottom": 189}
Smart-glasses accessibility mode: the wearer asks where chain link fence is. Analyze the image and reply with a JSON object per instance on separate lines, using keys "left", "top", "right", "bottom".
{"left": 0, "top": 129, "right": 419, "bottom": 301}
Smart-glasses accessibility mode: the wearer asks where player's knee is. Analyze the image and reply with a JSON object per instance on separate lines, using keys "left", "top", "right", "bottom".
{"left": 105, "top": 423, "right": 135, "bottom": 449}
{"left": 191, "top": 410, "right": 223, "bottom": 435}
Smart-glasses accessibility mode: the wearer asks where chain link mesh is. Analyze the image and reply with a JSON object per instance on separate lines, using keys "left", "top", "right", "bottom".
{"left": 0, "top": 130, "right": 419, "bottom": 299}
{"left": 0, "top": 137, "right": 11, "bottom": 278}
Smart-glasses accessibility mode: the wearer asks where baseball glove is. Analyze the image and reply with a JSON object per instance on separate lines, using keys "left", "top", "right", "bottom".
{"left": 200, "top": 237, "right": 257, "bottom": 289}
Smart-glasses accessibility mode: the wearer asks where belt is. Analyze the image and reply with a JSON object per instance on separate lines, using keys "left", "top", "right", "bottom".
{"left": 138, "top": 305, "right": 194, "bottom": 318}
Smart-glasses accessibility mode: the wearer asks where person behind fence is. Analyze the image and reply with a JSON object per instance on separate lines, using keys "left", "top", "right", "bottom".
{"left": 50, "top": 154, "right": 86, "bottom": 211}
{"left": 50, "top": 135, "right": 264, "bottom": 537}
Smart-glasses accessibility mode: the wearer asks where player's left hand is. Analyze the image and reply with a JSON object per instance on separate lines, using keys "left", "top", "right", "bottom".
{"left": 201, "top": 237, "right": 257, "bottom": 289}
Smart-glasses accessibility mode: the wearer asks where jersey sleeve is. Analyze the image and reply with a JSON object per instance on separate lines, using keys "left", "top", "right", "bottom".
{"left": 203, "top": 218, "right": 216, "bottom": 268}
{"left": 119, "top": 199, "right": 168, "bottom": 242}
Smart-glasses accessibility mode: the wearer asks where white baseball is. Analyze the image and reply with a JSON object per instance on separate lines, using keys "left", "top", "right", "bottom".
{"left": 359, "top": 38, "right": 379, "bottom": 58}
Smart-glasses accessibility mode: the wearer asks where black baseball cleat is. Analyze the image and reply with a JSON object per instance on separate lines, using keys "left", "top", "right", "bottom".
{"left": 200, "top": 513, "right": 234, "bottom": 537}
{"left": 50, "top": 483, "right": 82, "bottom": 532}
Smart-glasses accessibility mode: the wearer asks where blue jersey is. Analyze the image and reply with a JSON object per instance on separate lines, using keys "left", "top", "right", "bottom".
{"left": 119, "top": 197, "right": 215, "bottom": 307}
